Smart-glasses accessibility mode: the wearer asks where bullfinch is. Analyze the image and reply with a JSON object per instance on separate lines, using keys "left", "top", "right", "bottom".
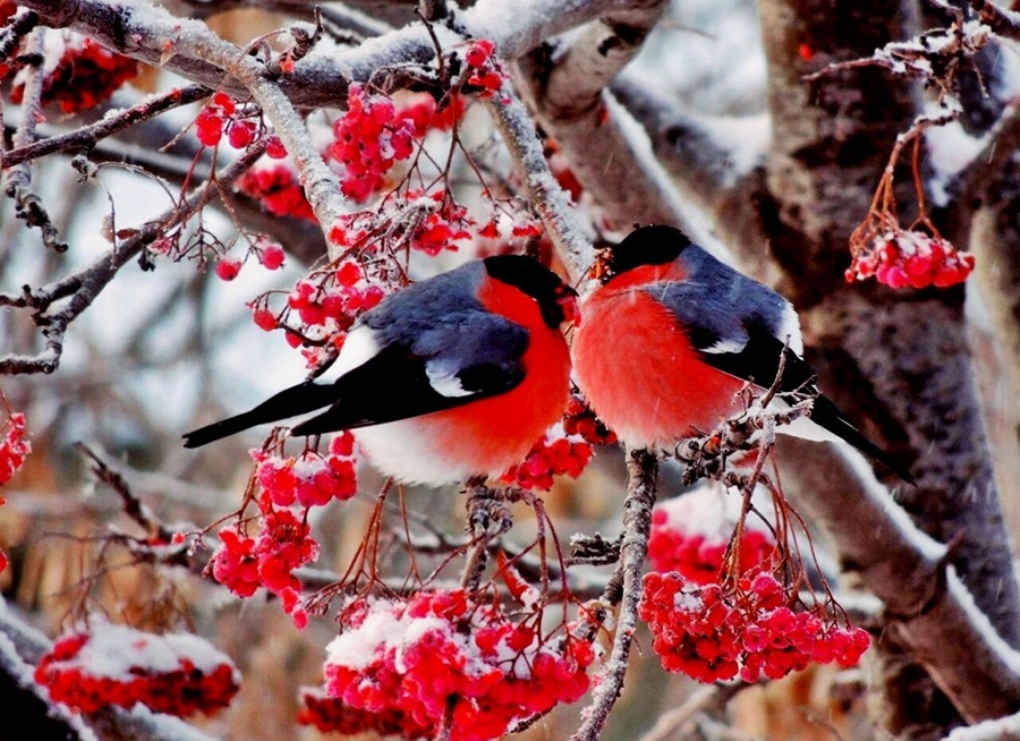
{"left": 572, "top": 225, "right": 914, "bottom": 484}
{"left": 183, "top": 255, "right": 577, "bottom": 486}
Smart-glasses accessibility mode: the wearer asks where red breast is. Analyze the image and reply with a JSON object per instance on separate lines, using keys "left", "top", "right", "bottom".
{"left": 573, "top": 264, "right": 747, "bottom": 448}
{"left": 412, "top": 274, "right": 571, "bottom": 476}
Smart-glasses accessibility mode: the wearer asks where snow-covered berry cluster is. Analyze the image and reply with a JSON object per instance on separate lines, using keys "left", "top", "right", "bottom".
{"left": 639, "top": 568, "right": 870, "bottom": 683}
{"left": 461, "top": 40, "right": 505, "bottom": 97}
{"left": 236, "top": 164, "right": 316, "bottom": 222}
{"left": 253, "top": 432, "right": 358, "bottom": 508}
{"left": 0, "top": 410, "right": 30, "bottom": 486}
{"left": 209, "top": 433, "right": 357, "bottom": 626}
{"left": 194, "top": 92, "right": 285, "bottom": 158}
{"left": 11, "top": 37, "right": 139, "bottom": 113}
{"left": 35, "top": 623, "right": 240, "bottom": 716}
{"left": 329, "top": 84, "right": 417, "bottom": 202}
{"left": 318, "top": 590, "right": 597, "bottom": 741}
{"left": 846, "top": 230, "right": 974, "bottom": 289}
{"left": 647, "top": 488, "right": 775, "bottom": 584}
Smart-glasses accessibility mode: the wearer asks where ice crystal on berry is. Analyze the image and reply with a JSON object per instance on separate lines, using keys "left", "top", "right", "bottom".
{"left": 35, "top": 623, "right": 240, "bottom": 716}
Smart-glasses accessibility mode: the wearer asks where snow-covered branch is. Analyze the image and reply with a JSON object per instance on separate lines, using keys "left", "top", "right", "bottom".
{"left": 19, "top": 0, "right": 669, "bottom": 109}
{"left": 778, "top": 437, "right": 1020, "bottom": 723}
{"left": 485, "top": 82, "right": 593, "bottom": 278}
{"left": 515, "top": 0, "right": 690, "bottom": 234}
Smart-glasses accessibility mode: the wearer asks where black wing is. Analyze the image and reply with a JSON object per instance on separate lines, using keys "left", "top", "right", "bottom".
{"left": 695, "top": 327, "right": 915, "bottom": 485}
{"left": 291, "top": 313, "right": 529, "bottom": 436}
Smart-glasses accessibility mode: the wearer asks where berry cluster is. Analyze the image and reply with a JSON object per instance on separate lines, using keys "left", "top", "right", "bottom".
{"left": 328, "top": 189, "right": 473, "bottom": 258}
{"left": 647, "top": 488, "right": 775, "bottom": 585}
{"left": 846, "top": 230, "right": 975, "bottom": 289}
{"left": 236, "top": 165, "right": 316, "bottom": 222}
{"left": 194, "top": 92, "right": 285, "bottom": 158}
{"left": 563, "top": 394, "right": 617, "bottom": 446}
{"left": 639, "top": 569, "right": 870, "bottom": 683}
{"left": 210, "top": 506, "right": 319, "bottom": 626}
{"left": 35, "top": 624, "right": 240, "bottom": 716}
{"left": 278, "top": 259, "right": 387, "bottom": 367}
{"left": 320, "top": 590, "right": 596, "bottom": 741}
{"left": 502, "top": 395, "right": 613, "bottom": 491}
{"left": 0, "top": 411, "right": 30, "bottom": 486}
{"left": 461, "top": 40, "right": 505, "bottom": 97}
{"left": 11, "top": 37, "right": 139, "bottom": 113}
{"left": 398, "top": 92, "right": 467, "bottom": 137}
{"left": 253, "top": 432, "right": 358, "bottom": 508}
{"left": 330, "top": 84, "right": 417, "bottom": 202}
{"left": 298, "top": 688, "right": 432, "bottom": 739}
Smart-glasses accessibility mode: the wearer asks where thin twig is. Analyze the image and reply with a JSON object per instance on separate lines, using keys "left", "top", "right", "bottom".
{"left": 2, "top": 84, "right": 211, "bottom": 169}
{"left": 3, "top": 27, "right": 67, "bottom": 253}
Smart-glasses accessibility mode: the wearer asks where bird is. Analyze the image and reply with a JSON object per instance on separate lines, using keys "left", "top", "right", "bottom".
{"left": 571, "top": 224, "right": 914, "bottom": 484}
{"left": 183, "top": 255, "right": 577, "bottom": 486}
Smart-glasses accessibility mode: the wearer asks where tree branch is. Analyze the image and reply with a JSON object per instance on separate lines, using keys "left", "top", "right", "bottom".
{"left": 18, "top": 0, "right": 674, "bottom": 109}
{"left": 777, "top": 437, "right": 1020, "bottom": 724}
{"left": 515, "top": 0, "right": 691, "bottom": 233}
{"left": 569, "top": 448, "right": 657, "bottom": 741}
{"left": 485, "top": 82, "right": 594, "bottom": 279}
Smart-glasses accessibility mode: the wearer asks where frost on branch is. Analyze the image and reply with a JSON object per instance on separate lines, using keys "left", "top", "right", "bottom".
{"left": 34, "top": 623, "right": 240, "bottom": 716}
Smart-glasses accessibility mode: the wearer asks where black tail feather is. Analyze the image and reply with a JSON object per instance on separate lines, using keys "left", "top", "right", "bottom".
{"left": 810, "top": 396, "right": 915, "bottom": 485}
{"left": 182, "top": 382, "right": 337, "bottom": 448}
